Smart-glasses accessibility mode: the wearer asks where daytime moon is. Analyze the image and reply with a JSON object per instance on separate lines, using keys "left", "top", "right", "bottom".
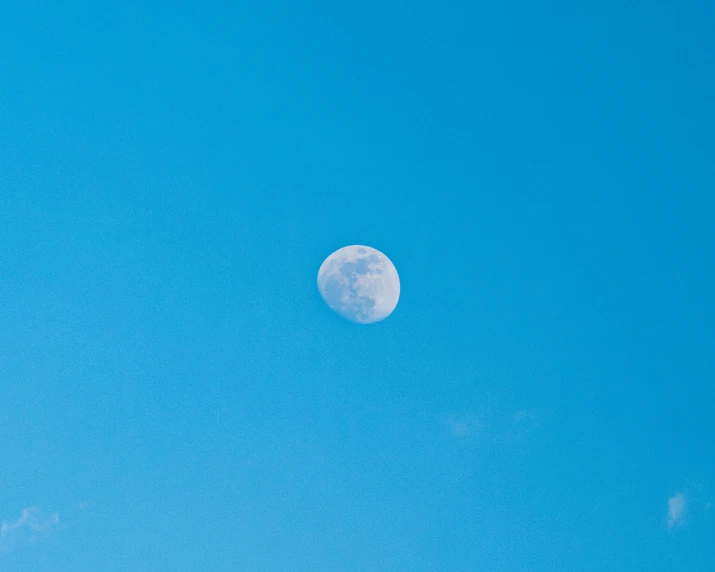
{"left": 317, "top": 245, "right": 400, "bottom": 324}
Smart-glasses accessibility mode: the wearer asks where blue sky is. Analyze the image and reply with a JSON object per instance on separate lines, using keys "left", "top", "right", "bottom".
{"left": 1, "top": 0, "right": 714, "bottom": 570}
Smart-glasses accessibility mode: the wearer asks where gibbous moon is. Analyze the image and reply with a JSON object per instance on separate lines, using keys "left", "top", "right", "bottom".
{"left": 317, "top": 245, "right": 400, "bottom": 324}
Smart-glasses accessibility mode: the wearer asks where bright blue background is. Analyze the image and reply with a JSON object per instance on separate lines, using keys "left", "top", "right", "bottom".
{"left": 1, "top": 1, "right": 714, "bottom": 570}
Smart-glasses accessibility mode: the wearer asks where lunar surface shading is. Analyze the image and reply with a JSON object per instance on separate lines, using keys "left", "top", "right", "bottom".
{"left": 317, "top": 245, "right": 400, "bottom": 324}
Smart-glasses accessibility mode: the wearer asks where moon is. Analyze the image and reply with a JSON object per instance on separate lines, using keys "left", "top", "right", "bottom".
{"left": 317, "top": 245, "right": 400, "bottom": 324}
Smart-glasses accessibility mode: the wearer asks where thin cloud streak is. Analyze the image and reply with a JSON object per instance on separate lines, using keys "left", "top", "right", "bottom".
{"left": 667, "top": 492, "right": 686, "bottom": 528}
{"left": 443, "top": 415, "right": 483, "bottom": 438}
{"left": 0, "top": 507, "right": 60, "bottom": 552}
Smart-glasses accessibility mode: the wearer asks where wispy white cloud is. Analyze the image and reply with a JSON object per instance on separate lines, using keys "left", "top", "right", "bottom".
{"left": 0, "top": 507, "right": 60, "bottom": 552}
{"left": 443, "top": 415, "right": 483, "bottom": 438}
{"left": 442, "top": 407, "right": 549, "bottom": 442}
{"left": 75, "top": 501, "right": 93, "bottom": 513}
{"left": 667, "top": 492, "right": 686, "bottom": 528}
{"left": 509, "top": 409, "right": 542, "bottom": 437}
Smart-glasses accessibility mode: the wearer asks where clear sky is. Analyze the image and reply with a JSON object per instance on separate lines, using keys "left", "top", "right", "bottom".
{"left": 1, "top": 1, "right": 714, "bottom": 570}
